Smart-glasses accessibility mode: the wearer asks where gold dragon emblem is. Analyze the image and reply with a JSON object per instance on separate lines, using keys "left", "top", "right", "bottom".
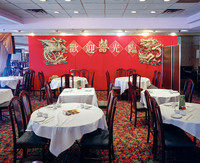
{"left": 138, "top": 38, "right": 163, "bottom": 65}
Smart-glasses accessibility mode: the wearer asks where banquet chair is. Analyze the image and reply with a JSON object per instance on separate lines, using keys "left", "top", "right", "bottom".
{"left": 29, "top": 69, "right": 35, "bottom": 95}
{"left": 69, "top": 69, "right": 79, "bottom": 76}
{"left": 129, "top": 73, "right": 142, "bottom": 101}
{"left": 61, "top": 74, "right": 74, "bottom": 91}
{"left": 0, "top": 80, "right": 21, "bottom": 121}
{"left": 8, "top": 96, "right": 47, "bottom": 163}
{"left": 116, "top": 68, "right": 126, "bottom": 77}
{"left": 80, "top": 95, "right": 117, "bottom": 162}
{"left": 21, "top": 71, "right": 30, "bottom": 92}
{"left": 128, "top": 81, "right": 148, "bottom": 126}
{"left": 80, "top": 69, "right": 89, "bottom": 83}
{"left": 44, "top": 81, "right": 53, "bottom": 105}
{"left": 19, "top": 90, "right": 33, "bottom": 126}
{"left": 150, "top": 96, "right": 195, "bottom": 162}
{"left": 155, "top": 71, "right": 161, "bottom": 88}
{"left": 38, "top": 71, "right": 45, "bottom": 101}
{"left": 13, "top": 68, "right": 23, "bottom": 76}
{"left": 148, "top": 70, "right": 158, "bottom": 89}
{"left": 106, "top": 71, "right": 120, "bottom": 98}
{"left": 183, "top": 79, "right": 194, "bottom": 102}
{"left": 126, "top": 68, "right": 136, "bottom": 76}
{"left": 86, "top": 71, "right": 95, "bottom": 88}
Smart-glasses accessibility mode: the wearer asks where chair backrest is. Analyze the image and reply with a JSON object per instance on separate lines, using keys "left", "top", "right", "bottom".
{"left": 106, "top": 71, "right": 111, "bottom": 97}
{"left": 144, "top": 90, "right": 155, "bottom": 131}
{"left": 152, "top": 70, "right": 157, "bottom": 85}
{"left": 19, "top": 90, "right": 33, "bottom": 127}
{"left": 44, "top": 81, "right": 53, "bottom": 105}
{"left": 155, "top": 72, "right": 161, "bottom": 88}
{"left": 150, "top": 96, "right": 164, "bottom": 146}
{"left": 8, "top": 97, "right": 26, "bottom": 146}
{"left": 106, "top": 90, "right": 114, "bottom": 125}
{"left": 116, "top": 68, "right": 126, "bottom": 77}
{"left": 79, "top": 69, "right": 89, "bottom": 82}
{"left": 126, "top": 69, "right": 136, "bottom": 76}
{"left": 183, "top": 79, "right": 194, "bottom": 102}
{"left": 129, "top": 73, "right": 141, "bottom": 99}
{"left": 91, "top": 71, "right": 95, "bottom": 87}
{"left": 69, "top": 69, "right": 79, "bottom": 76}
{"left": 38, "top": 71, "right": 45, "bottom": 89}
{"left": 22, "top": 71, "right": 30, "bottom": 92}
{"left": 128, "top": 81, "right": 137, "bottom": 112}
{"left": 13, "top": 68, "right": 22, "bottom": 76}
{"left": 61, "top": 74, "right": 74, "bottom": 90}
{"left": 14, "top": 80, "right": 21, "bottom": 96}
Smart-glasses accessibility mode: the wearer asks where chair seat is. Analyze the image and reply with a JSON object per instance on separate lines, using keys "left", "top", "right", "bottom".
{"left": 97, "top": 100, "right": 108, "bottom": 108}
{"left": 112, "top": 86, "right": 120, "bottom": 90}
{"left": 136, "top": 102, "right": 147, "bottom": 111}
{"left": 147, "top": 84, "right": 158, "bottom": 89}
{"left": 164, "top": 129, "right": 195, "bottom": 148}
{"left": 0, "top": 101, "right": 10, "bottom": 108}
{"left": 80, "top": 129, "right": 109, "bottom": 147}
{"left": 40, "top": 87, "right": 45, "bottom": 91}
{"left": 17, "top": 131, "right": 47, "bottom": 147}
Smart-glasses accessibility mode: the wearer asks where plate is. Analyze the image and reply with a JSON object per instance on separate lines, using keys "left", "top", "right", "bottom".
{"left": 33, "top": 117, "right": 45, "bottom": 122}
{"left": 171, "top": 114, "right": 182, "bottom": 119}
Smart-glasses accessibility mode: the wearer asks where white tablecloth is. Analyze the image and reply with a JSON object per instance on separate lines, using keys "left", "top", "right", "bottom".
{"left": 0, "top": 76, "right": 23, "bottom": 89}
{"left": 26, "top": 103, "right": 107, "bottom": 157}
{"left": 57, "top": 88, "right": 98, "bottom": 106}
{"left": 114, "top": 76, "right": 151, "bottom": 94}
{"left": 140, "top": 89, "right": 180, "bottom": 106}
{"left": 50, "top": 76, "right": 88, "bottom": 90}
{"left": 160, "top": 102, "right": 200, "bottom": 140}
{"left": 0, "top": 89, "right": 13, "bottom": 104}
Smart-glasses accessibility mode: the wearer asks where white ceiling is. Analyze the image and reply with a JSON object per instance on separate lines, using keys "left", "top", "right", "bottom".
{"left": 0, "top": 0, "right": 200, "bottom": 35}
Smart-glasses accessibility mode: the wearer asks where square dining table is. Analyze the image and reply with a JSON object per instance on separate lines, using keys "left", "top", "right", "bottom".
{"left": 57, "top": 88, "right": 98, "bottom": 107}
{"left": 0, "top": 89, "right": 13, "bottom": 104}
{"left": 0, "top": 76, "right": 23, "bottom": 89}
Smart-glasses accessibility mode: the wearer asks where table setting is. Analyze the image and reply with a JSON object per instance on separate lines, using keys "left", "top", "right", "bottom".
{"left": 26, "top": 103, "right": 107, "bottom": 157}
{"left": 0, "top": 76, "right": 23, "bottom": 89}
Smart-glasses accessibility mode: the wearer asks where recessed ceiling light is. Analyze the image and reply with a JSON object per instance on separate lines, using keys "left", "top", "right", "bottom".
{"left": 29, "top": 33, "right": 35, "bottom": 36}
{"left": 54, "top": 11, "right": 59, "bottom": 14}
{"left": 170, "top": 32, "right": 177, "bottom": 36}
{"left": 40, "top": 0, "right": 47, "bottom": 1}
{"left": 131, "top": 11, "right": 137, "bottom": 13}
{"left": 164, "top": 0, "right": 171, "bottom": 2}
{"left": 74, "top": 11, "right": 79, "bottom": 14}
{"left": 150, "top": 11, "right": 156, "bottom": 14}
{"left": 141, "top": 33, "right": 149, "bottom": 36}
{"left": 180, "top": 29, "right": 188, "bottom": 32}
{"left": 139, "top": 0, "right": 146, "bottom": 2}
{"left": 65, "top": 0, "right": 71, "bottom": 1}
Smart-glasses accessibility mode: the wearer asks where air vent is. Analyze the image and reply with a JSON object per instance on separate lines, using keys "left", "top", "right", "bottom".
{"left": 26, "top": 9, "right": 48, "bottom": 15}
{"left": 176, "top": 0, "right": 200, "bottom": 3}
{"left": 162, "top": 9, "right": 184, "bottom": 14}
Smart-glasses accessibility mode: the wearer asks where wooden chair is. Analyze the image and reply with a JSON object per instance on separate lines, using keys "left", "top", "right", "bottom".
{"left": 128, "top": 81, "right": 148, "bottom": 126}
{"left": 80, "top": 95, "right": 117, "bottom": 162}
{"left": 0, "top": 80, "right": 21, "bottom": 121}
{"left": 29, "top": 69, "right": 35, "bottom": 95}
{"left": 155, "top": 71, "right": 161, "bottom": 88}
{"left": 148, "top": 70, "right": 158, "bottom": 89}
{"left": 61, "top": 74, "right": 74, "bottom": 91}
{"left": 116, "top": 68, "right": 126, "bottom": 77}
{"left": 129, "top": 73, "right": 142, "bottom": 101}
{"left": 86, "top": 71, "right": 95, "bottom": 88}
{"left": 8, "top": 96, "right": 47, "bottom": 163}
{"left": 126, "top": 68, "right": 136, "bottom": 76}
{"left": 21, "top": 71, "right": 30, "bottom": 92}
{"left": 19, "top": 90, "right": 33, "bottom": 126}
{"left": 38, "top": 71, "right": 45, "bottom": 101}
{"left": 80, "top": 69, "right": 89, "bottom": 83}
{"left": 150, "top": 96, "right": 195, "bottom": 162}
{"left": 69, "top": 69, "right": 79, "bottom": 76}
{"left": 183, "top": 79, "right": 194, "bottom": 102}
{"left": 44, "top": 81, "right": 53, "bottom": 105}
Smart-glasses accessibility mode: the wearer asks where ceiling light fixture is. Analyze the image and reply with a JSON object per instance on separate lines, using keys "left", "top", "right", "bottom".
{"left": 74, "top": 11, "right": 79, "bottom": 14}
{"left": 170, "top": 32, "right": 177, "bottom": 36}
{"left": 40, "top": 0, "right": 47, "bottom": 1}
{"left": 139, "top": 0, "right": 146, "bottom": 2}
{"left": 60, "top": 33, "right": 68, "bottom": 36}
{"left": 150, "top": 11, "right": 156, "bottom": 14}
{"left": 54, "top": 11, "right": 59, "bottom": 14}
{"left": 131, "top": 11, "right": 137, "bottom": 13}
{"left": 65, "top": 0, "right": 71, "bottom": 1}
{"left": 164, "top": 0, "right": 171, "bottom": 1}
{"left": 29, "top": 33, "right": 35, "bottom": 36}
{"left": 141, "top": 32, "right": 149, "bottom": 36}
{"left": 180, "top": 29, "right": 188, "bottom": 32}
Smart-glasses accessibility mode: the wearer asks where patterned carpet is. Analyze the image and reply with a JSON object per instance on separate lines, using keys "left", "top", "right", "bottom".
{"left": 0, "top": 90, "right": 200, "bottom": 163}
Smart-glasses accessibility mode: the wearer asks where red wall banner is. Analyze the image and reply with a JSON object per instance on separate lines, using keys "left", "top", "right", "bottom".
{"left": 29, "top": 35, "right": 178, "bottom": 90}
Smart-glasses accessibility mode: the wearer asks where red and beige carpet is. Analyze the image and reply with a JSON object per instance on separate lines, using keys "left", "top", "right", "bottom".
{"left": 0, "top": 91, "right": 200, "bottom": 162}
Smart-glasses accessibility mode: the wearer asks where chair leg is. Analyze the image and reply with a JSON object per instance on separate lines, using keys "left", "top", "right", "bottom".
{"left": 147, "top": 123, "right": 150, "bottom": 143}
{"left": 42, "top": 147, "right": 45, "bottom": 162}
{"left": 0, "top": 109, "right": 2, "bottom": 121}
{"left": 14, "top": 148, "right": 17, "bottom": 163}
{"left": 134, "top": 111, "right": 137, "bottom": 127}
{"left": 39, "top": 90, "right": 42, "bottom": 101}
{"left": 130, "top": 101, "right": 132, "bottom": 121}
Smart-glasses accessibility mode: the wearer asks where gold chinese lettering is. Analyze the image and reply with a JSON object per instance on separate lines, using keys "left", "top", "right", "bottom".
{"left": 128, "top": 44, "right": 137, "bottom": 53}
{"left": 98, "top": 39, "right": 109, "bottom": 53}
{"left": 70, "top": 44, "right": 79, "bottom": 53}
{"left": 111, "top": 43, "right": 120, "bottom": 53}
{"left": 86, "top": 44, "right": 95, "bottom": 53}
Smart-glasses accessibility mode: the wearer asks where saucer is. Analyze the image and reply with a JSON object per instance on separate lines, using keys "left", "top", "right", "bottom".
{"left": 171, "top": 114, "right": 182, "bottom": 119}
{"left": 34, "top": 117, "right": 45, "bottom": 122}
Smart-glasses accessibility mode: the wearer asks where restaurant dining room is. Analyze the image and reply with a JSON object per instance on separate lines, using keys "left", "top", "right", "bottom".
{"left": 1, "top": 0, "right": 200, "bottom": 162}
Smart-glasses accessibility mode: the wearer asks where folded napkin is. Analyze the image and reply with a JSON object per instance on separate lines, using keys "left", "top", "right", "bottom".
{"left": 63, "top": 109, "right": 79, "bottom": 115}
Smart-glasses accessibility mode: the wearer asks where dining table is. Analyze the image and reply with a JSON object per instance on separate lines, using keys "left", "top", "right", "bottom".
{"left": 0, "top": 89, "right": 13, "bottom": 104}
{"left": 160, "top": 102, "right": 200, "bottom": 141}
{"left": 50, "top": 76, "right": 88, "bottom": 90}
{"left": 0, "top": 76, "right": 23, "bottom": 89}
{"left": 140, "top": 89, "right": 180, "bottom": 107}
{"left": 114, "top": 76, "right": 151, "bottom": 94}
{"left": 57, "top": 88, "right": 98, "bottom": 106}
{"left": 26, "top": 103, "right": 108, "bottom": 157}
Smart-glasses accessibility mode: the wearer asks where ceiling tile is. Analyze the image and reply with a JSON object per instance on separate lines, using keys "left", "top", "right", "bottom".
{"left": 37, "top": 3, "right": 63, "bottom": 10}
{"left": 7, "top": 9, "right": 35, "bottom": 17}
{"left": 56, "top": 0, "right": 81, "bottom": 4}
{"left": 82, "top": 0, "right": 104, "bottom": 3}
{"left": 127, "top": 3, "right": 150, "bottom": 10}
{"left": 106, "top": 4, "right": 127, "bottom": 10}
{"left": 14, "top": 3, "right": 41, "bottom": 9}
{"left": 106, "top": 10, "right": 124, "bottom": 14}
{"left": 147, "top": 4, "right": 172, "bottom": 10}
{"left": 32, "top": 0, "right": 57, "bottom": 3}
{"left": 83, "top": 4, "right": 104, "bottom": 9}
{"left": 0, "top": 3, "right": 21, "bottom": 10}
{"left": 86, "top": 10, "right": 104, "bottom": 14}
{"left": 169, "top": 3, "right": 197, "bottom": 9}
{"left": 129, "top": 0, "right": 154, "bottom": 4}
{"left": 61, "top": 4, "right": 84, "bottom": 9}
{"left": 7, "top": 0, "right": 33, "bottom": 3}
{"left": 106, "top": 0, "right": 129, "bottom": 4}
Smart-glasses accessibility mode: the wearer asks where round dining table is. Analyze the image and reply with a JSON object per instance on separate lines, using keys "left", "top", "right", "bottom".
{"left": 160, "top": 102, "right": 200, "bottom": 141}
{"left": 50, "top": 76, "right": 88, "bottom": 90}
{"left": 140, "top": 89, "right": 180, "bottom": 106}
{"left": 0, "top": 76, "right": 23, "bottom": 89}
{"left": 114, "top": 76, "right": 151, "bottom": 94}
{"left": 26, "top": 103, "right": 107, "bottom": 157}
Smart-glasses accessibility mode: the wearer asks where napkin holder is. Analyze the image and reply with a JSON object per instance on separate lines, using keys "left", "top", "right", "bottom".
{"left": 77, "top": 80, "right": 82, "bottom": 89}
{"left": 179, "top": 95, "right": 185, "bottom": 110}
